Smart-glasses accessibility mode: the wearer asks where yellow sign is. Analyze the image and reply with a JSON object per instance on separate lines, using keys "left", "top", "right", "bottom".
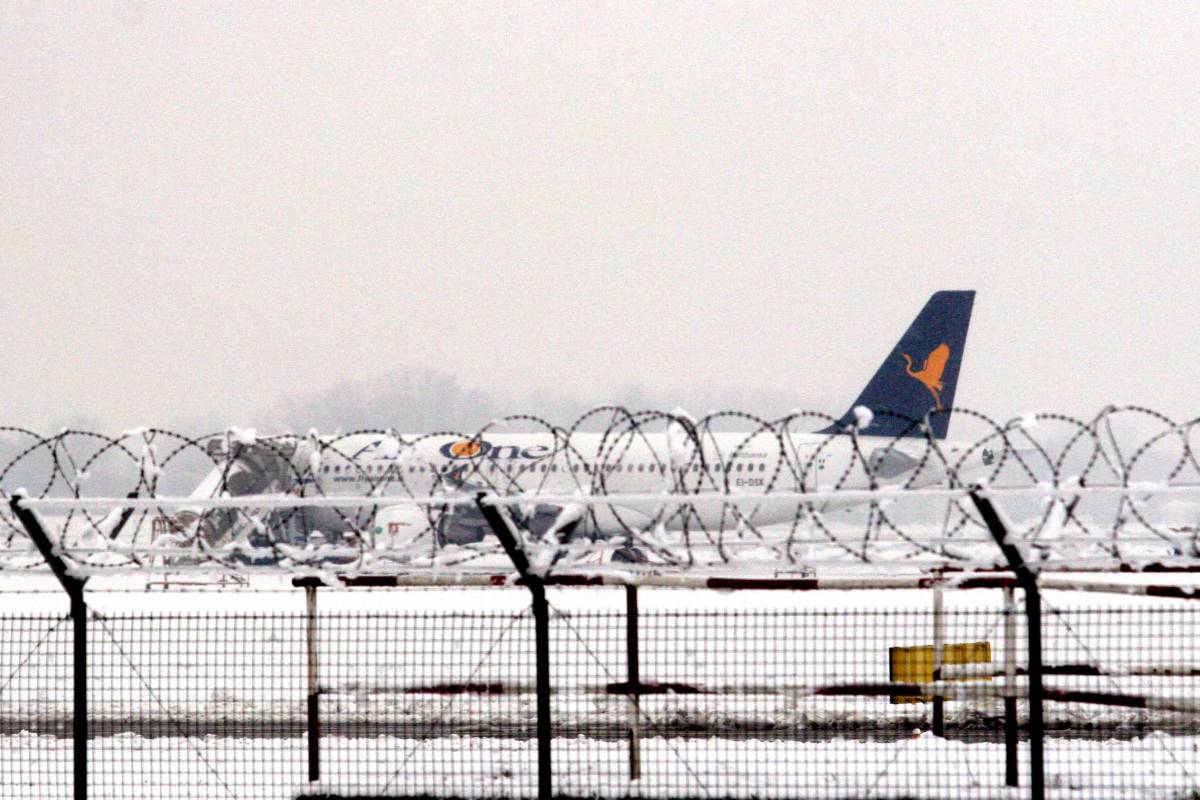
{"left": 888, "top": 641, "right": 991, "bottom": 704}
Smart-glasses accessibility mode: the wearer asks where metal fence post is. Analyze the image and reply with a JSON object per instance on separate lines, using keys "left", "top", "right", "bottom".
{"left": 626, "top": 585, "right": 641, "bottom": 780}
{"left": 10, "top": 494, "right": 89, "bottom": 800}
{"left": 970, "top": 490, "right": 1044, "bottom": 800}
{"left": 1003, "top": 584, "right": 1019, "bottom": 787}
{"left": 475, "top": 493, "right": 552, "bottom": 800}
{"left": 932, "top": 584, "right": 945, "bottom": 737}
{"left": 306, "top": 584, "right": 320, "bottom": 782}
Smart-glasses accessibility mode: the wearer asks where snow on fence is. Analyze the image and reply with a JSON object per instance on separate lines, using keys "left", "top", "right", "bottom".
{"left": 0, "top": 404, "right": 1198, "bottom": 578}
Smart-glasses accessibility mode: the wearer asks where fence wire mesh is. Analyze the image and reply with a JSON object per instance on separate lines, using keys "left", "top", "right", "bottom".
{"left": 0, "top": 587, "right": 1198, "bottom": 799}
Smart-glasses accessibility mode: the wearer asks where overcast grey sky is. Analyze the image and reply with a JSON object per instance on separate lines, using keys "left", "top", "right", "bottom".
{"left": 2, "top": 2, "right": 1198, "bottom": 432}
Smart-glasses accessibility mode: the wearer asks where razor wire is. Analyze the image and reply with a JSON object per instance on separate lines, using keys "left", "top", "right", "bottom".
{"left": 0, "top": 405, "right": 1199, "bottom": 578}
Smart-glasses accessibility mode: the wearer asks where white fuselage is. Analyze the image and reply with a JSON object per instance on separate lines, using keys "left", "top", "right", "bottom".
{"left": 300, "top": 430, "right": 987, "bottom": 535}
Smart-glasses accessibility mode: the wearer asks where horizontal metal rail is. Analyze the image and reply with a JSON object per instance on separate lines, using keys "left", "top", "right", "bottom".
{"left": 1040, "top": 578, "right": 1200, "bottom": 600}
{"left": 291, "top": 573, "right": 1019, "bottom": 590}
{"left": 13, "top": 482, "right": 1200, "bottom": 512}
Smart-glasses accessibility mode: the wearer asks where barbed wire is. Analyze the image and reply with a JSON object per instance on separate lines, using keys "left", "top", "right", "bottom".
{"left": 0, "top": 405, "right": 1198, "bottom": 579}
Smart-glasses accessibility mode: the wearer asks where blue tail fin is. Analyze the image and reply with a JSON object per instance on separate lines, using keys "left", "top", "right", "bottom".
{"left": 820, "top": 290, "right": 975, "bottom": 439}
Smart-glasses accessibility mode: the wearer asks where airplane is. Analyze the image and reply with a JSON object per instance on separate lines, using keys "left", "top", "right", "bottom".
{"left": 167, "top": 290, "right": 988, "bottom": 562}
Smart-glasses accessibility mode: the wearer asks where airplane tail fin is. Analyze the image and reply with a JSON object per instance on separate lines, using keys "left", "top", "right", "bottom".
{"left": 820, "top": 290, "right": 975, "bottom": 440}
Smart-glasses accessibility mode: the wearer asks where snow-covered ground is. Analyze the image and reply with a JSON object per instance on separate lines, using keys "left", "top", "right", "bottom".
{"left": 0, "top": 578, "right": 1197, "bottom": 798}
{"left": 2, "top": 731, "right": 1199, "bottom": 800}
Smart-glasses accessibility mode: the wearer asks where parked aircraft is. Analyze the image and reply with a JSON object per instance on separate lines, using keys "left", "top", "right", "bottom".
{"left": 171, "top": 291, "right": 984, "bottom": 557}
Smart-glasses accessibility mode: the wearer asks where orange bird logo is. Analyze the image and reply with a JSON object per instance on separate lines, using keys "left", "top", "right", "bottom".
{"left": 900, "top": 343, "right": 951, "bottom": 410}
{"left": 448, "top": 440, "right": 484, "bottom": 458}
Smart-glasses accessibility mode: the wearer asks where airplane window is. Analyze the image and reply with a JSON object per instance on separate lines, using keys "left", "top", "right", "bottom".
{"left": 637, "top": 464, "right": 644, "bottom": 472}
{"left": 334, "top": 465, "right": 341, "bottom": 473}
{"left": 550, "top": 464, "right": 557, "bottom": 472}
{"left": 539, "top": 464, "right": 547, "bottom": 472}
{"left": 736, "top": 463, "right": 743, "bottom": 472}
{"left": 760, "top": 463, "right": 767, "bottom": 472}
